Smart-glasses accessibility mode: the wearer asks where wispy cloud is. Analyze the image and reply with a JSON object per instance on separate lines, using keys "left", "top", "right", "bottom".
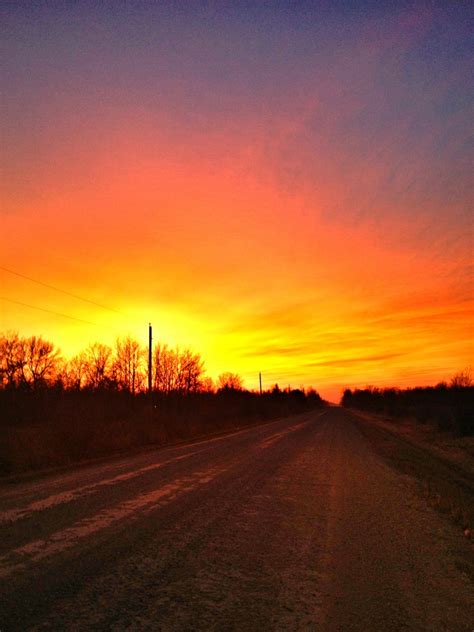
{"left": 1, "top": 2, "right": 471, "bottom": 399}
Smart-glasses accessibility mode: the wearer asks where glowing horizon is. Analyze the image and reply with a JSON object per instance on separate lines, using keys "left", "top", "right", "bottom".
{"left": 1, "top": 2, "right": 472, "bottom": 402}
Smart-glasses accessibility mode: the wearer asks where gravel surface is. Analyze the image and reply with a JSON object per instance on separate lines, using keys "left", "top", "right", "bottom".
{"left": 1, "top": 407, "right": 473, "bottom": 631}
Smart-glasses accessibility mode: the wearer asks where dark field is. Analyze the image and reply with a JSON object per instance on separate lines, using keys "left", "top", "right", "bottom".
{"left": 0, "top": 387, "right": 324, "bottom": 474}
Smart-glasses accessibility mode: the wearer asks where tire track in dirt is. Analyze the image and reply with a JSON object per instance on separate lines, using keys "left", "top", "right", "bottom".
{"left": 0, "top": 415, "right": 321, "bottom": 582}
{"left": 0, "top": 414, "right": 328, "bottom": 630}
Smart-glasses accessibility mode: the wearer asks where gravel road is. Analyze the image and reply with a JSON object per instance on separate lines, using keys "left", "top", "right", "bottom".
{"left": 1, "top": 407, "right": 473, "bottom": 631}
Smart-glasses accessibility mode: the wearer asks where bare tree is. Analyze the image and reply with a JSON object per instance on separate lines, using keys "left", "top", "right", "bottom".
{"left": 21, "top": 336, "right": 60, "bottom": 388}
{"left": 199, "top": 376, "right": 215, "bottom": 393}
{"left": 61, "top": 352, "right": 88, "bottom": 390}
{"left": 113, "top": 336, "right": 144, "bottom": 394}
{"left": 153, "top": 344, "right": 205, "bottom": 394}
{"left": 0, "top": 331, "right": 25, "bottom": 387}
{"left": 177, "top": 348, "right": 205, "bottom": 394}
{"left": 83, "top": 343, "right": 112, "bottom": 389}
{"left": 217, "top": 372, "right": 243, "bottom": 391}
{"left": 450, "top": 368, "right": 473, "bottom": 388}
{"left": 153, "top": 343, "right": 177, "bottom": 393}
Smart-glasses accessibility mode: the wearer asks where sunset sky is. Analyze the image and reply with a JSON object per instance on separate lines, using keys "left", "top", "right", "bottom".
{"left": 1, "top": 1, "right": 472, "bottom": 401}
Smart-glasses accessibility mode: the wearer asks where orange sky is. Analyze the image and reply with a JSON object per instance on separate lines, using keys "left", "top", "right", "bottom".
{"left": 1, "top": 3, "right": 473, "bottom": 401}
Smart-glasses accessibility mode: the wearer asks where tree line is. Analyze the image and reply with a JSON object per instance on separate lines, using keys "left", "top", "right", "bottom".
{"left": 0, "top": 331, "right": 247, "bottom": 395}
{"left": 0, "top": 331, "right": 325, "bottom": 474}
{"left": 341, "top": 370, "right": 474, "bottom": 436}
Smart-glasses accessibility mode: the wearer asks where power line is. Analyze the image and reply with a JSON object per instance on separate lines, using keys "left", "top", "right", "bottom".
{"left": 0, "top": 296, "right": 100, "bottom": 326}
{"left": 0, "top": 265, "right": 126, "bottom": 316}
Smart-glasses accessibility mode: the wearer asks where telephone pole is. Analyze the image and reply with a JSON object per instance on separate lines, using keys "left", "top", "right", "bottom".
{"left": 148, "top": 323, "right": 152, "bottom": 395}
{"left": 259, "top": 372, "right": 262, "bottom": 395}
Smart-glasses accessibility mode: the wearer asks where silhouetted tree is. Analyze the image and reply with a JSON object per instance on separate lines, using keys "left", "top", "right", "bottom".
{"left": 0, "top": 333, "right": 60, "bottom": 389}
{"left": 22, "top": 336, "right": 60, "bottom": 388}
{"left": 153, "top": 344, "right": 205, "bottom": 394}
{"left": 61, "top": 352, "right": 88, "bottom": 390}
{"left": 217, "top": 372, "right": 243, "bottom": 391}
{"left": 450, "top": 368, "right": 472, "bottom": 388}
{"left": 178, "top": 348, "right": 204, "bottom": 394}
{"left": 200, "top": 376, "right": 215, "bottom": 393}
{"left": 83, "top": 343, "right": 113, "bottom": 389}
{"left": 153, "top": 343, "right": 178, "bottom": 393}
{"left": 113, "top": 336, "right": 144, "bottom": 394}
{"left": 0, "top": 332, "right": 25, "bottom": 387}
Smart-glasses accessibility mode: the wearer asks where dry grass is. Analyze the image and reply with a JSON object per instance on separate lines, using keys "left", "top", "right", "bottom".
{"left": 0, "top": 389, "right": 325, "bottom": 475}
{"left": 350, "top": 410, "right": 474, "bottom": 579}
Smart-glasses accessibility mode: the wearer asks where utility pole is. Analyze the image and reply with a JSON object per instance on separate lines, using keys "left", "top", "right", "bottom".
{"left": 148, "top": 323, "right": 152, "bottom": 395}
{"left": 259, "top": 372, "right": 262, "bottom": 395}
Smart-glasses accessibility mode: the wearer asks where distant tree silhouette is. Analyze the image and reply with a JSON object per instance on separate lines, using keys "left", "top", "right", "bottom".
{"left": 0, "top": 332, "right": 59, "bottom": 388}
{"left": 341, "top": 373, "right": 474, "bottom": 436}
{"left": 0, "top": 332, "right": 25, "bottom": 387}
{"left": 450, "top": 368, "right": 472, "bottom": 388}
{"left": 113, "top": 336, "right": 144, "bottom": 394}
{"left": 199, "top": 376, "right": 215, "bottom": 393}
{"left": 22, "top": 336, "right": 60, "bottom": 388}
{"left": 83, "top": 343, "right": 113, "bottom": 389}
{"left": 177, "top": 348, "right": 205, "bottom": 394}
{"left": 62, "top": 352, "right": 88, "bottom": 390}
{"left": 153, "top": 343, "right": 178, "bottom": 393}
{"left": 217, "top": 372, "right": 243, "bottom": 391}
{"left": 153, "top": 344, "right": 204, "bottom": 394}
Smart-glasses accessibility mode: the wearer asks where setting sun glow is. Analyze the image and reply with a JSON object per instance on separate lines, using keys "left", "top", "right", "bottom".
{"left": 1, "top": 3, "right": 472, "bottom": 401}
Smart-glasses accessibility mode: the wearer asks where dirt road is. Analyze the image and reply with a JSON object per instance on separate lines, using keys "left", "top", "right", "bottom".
{"left": 1, "top": 407, "right": 473, "bottom": 630}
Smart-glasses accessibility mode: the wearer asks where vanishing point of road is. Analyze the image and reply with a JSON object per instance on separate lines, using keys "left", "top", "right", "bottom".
{"left": 1, "top": 407, "right": 473, "bottom": 631}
